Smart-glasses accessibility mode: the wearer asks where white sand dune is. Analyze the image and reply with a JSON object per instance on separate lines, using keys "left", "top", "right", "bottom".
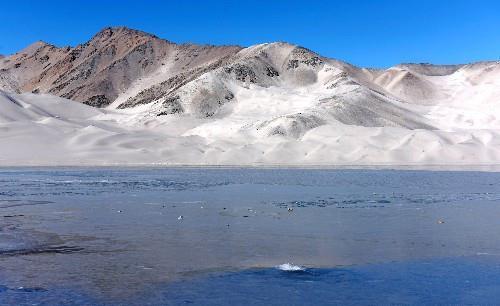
{"left": 1, "top": 81, "right": 499, "bottom": 166}
{"left": 1, "top": 28, "right": 500, "bottom": 166}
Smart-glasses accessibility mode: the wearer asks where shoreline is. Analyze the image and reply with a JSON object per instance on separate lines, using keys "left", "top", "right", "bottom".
{"left": 1, "top": 163, "right": 500, "bottom": 172}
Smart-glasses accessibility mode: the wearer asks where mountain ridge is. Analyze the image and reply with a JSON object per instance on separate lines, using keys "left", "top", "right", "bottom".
{"left": 2, "top": 27, "right": 499, "bottom": 108}
{"left": 1, "top": 27, "right": 500, "bottom": 165}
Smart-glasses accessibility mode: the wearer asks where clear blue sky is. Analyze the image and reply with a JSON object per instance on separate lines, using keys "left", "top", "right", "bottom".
{"left": 2, "top": 0, "right": 500, "bottom": 67}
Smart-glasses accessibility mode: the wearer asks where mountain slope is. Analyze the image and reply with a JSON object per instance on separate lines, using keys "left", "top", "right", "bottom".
{"left": 0, "top": 27, "right": 241, "bottom": 107}
{"left": 1, "top": 89, "right": 499, "bottom": 166}
{"left": 1, "top": 27, "right": 500, "bottom": 166}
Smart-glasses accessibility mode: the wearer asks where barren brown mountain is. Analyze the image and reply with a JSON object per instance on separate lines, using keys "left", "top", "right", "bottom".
{"left": 0, "top": 27, "right": 241, "bottom": 107}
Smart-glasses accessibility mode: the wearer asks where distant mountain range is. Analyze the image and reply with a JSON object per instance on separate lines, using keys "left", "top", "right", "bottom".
{"left": 1, "top": 27, "right": 499, "bottom": 166}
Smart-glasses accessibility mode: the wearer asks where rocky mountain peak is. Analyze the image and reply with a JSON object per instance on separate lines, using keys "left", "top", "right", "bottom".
{"left": 15, "top": 40, "right": 57, "bottom": 56}
{"left": 91, "top": 26, "right": 162, "bottom": 43}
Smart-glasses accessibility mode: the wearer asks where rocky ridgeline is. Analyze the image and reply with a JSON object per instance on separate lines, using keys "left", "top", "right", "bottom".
{"left": 0, "top": 27, "right": 241, "bottom": 108}
{"left": 0, "top": 27, "right": 331, "bottom": 115}
{"left": 1, "top": 27, "right": 499, "bottom": 130}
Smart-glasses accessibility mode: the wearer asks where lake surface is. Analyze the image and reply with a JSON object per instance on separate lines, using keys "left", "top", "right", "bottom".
{"left": 1, "top": 168, "right": 500, "bottom": 305}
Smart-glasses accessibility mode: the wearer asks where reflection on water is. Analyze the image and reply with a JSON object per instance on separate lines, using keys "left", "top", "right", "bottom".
{"left": 0, "top": 168, "right": 500, "bottom": 304}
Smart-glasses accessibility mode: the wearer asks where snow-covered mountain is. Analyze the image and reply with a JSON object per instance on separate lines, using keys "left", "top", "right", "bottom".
{"left": 1, "top": 27, "right": 499, "bottom": 166}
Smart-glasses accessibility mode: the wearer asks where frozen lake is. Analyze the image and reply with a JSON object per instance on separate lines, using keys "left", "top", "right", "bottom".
{"left": 1, "top": 168, "right": 500, "bottom": 305}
